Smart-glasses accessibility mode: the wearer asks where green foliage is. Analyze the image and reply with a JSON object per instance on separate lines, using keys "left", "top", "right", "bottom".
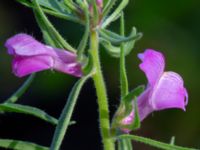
{"left": 118, "top": 135, "right": 198, "bottom": 150}
{"left": 111, "top": 85, "right": 144, "bottom": 132}
{"left": 6, "top": 74, "right": 35, "bottom": 103}
{"left": 33, "top": 0, "right": 76, "bottom": 52}
{"left": 50, "top": 73, "right": 94, "bottom": 150}
{"left": 77, "top": 0, "right": 90, "bottom": 62}
{"left": 103, "top": 0, "right": 118, "bottom": 19}
{"left": 5, "top": 0, "right": 197, "bottom": 150}
{"left": 119, "top": 12, "right": 129, "bottom": 98}
{"left": 0, "top": 103, "right": 58, "bottom": 125}
{"left": 122, "top": 85, "right": 145, "bottom": 110}
{"left": 100, "top": 28, "right": 142, "bottom": 46}
{"left": 16, "top": 0, "right": 82, "bottom": 23}
{"left": 100, "top": 27, "right": 142, "bottom": 58}
{"left": 121, "top": 86, "right": 144, "bottom": 130}
{"left": 0, "top": 139, "right": 48, "bottom": 150}
{"left": 118, "top": 138, "right": 133, "bottom": 150}
{"left": 102, "top": 0, "right": 129, "bottom": 28}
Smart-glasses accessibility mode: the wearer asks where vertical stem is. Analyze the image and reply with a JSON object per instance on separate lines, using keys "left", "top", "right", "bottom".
{"left": 120, "top": 12, "right": 129, "bottom": 98}
{"left": 90, "top": 30, "right": 115, "bottom": 150}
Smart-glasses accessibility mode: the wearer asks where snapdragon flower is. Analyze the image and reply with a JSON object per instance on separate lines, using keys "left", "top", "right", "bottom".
{"left": 5, "top": 34, "right": 82, "bottom": 77}
{"left": 122, "top": 49, "right": 188, "bottom": 132}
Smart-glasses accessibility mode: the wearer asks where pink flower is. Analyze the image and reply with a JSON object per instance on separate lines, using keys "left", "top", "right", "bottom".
{"left": 96, "top": 0, "right": 103, "bottom": 8}
{"left": 122, "top": 49, "right": 188, "bottom": 132}
{"left": 5, "top": 34, "right": 82, "bottom": 77}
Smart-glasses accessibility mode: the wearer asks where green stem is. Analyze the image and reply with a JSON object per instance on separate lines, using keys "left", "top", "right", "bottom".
{"left": 5, "top": 74, "right": 35, "bottom": 103}
{"left": 120, "top": 12, "right": 129, "bottom": 98}
{"left": 90, "top": 31, "right": 115, "bottom": 150}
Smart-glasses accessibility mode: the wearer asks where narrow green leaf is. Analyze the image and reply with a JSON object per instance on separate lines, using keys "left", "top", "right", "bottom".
{"left": 118, "top": 135, "right": 198, "bottom": 150}
{"left": 101, "top": 39, "right": 137, "bottom": 58}
{"left": 16, "top": 0, "right": 32, "bottom": 7}
{"left": 5, "top": 74, "right": 35, "bottom": 103}
{"left": 34, "top": 9, "right": 58, "bottom": 46}
{"left": 0, "top": 139, "right": 48, "bottom": 150}
{"left": 118, "top": 138, "right": 133, "bottom": 150}
{"left": 0, "top": 103, "right": 58, "bottom": 125}
{"left": 103, "top": 0, "right": 118, "bottom": 18}
{"left": 17, "top": 0, "right": 69, "bottom": 13}
{"left": 64, "top": 0, "right": 78, "bottom": 12}
{"left": 50, "top": 74, "right": 92, "bottom": 150}
{"left": 33, "top": 0, "right": 76, "bottom": 52}
{"left": 100, "top": 28, "right": 141, "bottom": 58}
{"left": 38, "top": 0, "right": 65, "bottom": 12}
{"left": 100, "top": 40, "right": 123, "bottom": 57}
{"left": 16, "top": 0, "right": 82, "bottom": 24}
{"left": 42, "top": 8, "right": 81, "bottom": 24}
{"left": 100, "top": 28, "right": 142, "bottom": 45}
{"left": 77, "top": 0, "right": 90, "bottom": 61}
{"left": 102, "top": 0, "right": 129, "bottom": 28}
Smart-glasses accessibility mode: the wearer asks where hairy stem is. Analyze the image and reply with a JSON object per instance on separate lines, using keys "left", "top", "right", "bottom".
{"left": 120, "top": 12, "right": 129, "bottom": 98}
{"left": 90, "top": 30, "right": 115, "bottom": 150}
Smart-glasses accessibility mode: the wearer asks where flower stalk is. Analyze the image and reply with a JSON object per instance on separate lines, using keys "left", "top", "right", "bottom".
{"left": 90, "top": 30, "right": 115, "bottom": 150}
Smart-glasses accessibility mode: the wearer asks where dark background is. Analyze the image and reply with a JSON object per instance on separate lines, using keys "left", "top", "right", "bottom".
{"left": 0, "top": 0, "right": 200, "bottom": 149}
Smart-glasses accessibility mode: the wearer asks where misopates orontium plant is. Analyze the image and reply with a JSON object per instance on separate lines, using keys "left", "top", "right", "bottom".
{"left": 0, "top": 0, "right": 197, "bottom": 150}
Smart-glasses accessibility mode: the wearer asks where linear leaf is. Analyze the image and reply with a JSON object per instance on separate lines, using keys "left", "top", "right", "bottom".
{"left": 118, "top": 135, "right": 198, "bottom": 150}
{"left": 77, "top": 0, "right": 90, "bottom": 61}
{"left": 103, "top": 0, "right": 118, "bottom": 18}
{"left": 102, "top": 0, "right": 129, "bottom": 28}
{"left": 0, "top": 139, "right": 48, "bottom": 150}
{"left": 33, "top": 0, "right": 76, "bottom": 52}
{"left": 6, "top": 74, "right": 35, "bottom": 103}
{"left": 100, "top": 28, "right": 142, "bottom": 45}
{"left": 100, "top": 27, "right": 142, "bottom": 58}
{"left": 0, "top": 103, "right": 58, "bottom": 125}
{"left": 50, "top": 74, "right": 92, "bottom": 150}
{"left": 16, "top": 0, "right": 82, "bottom": 24}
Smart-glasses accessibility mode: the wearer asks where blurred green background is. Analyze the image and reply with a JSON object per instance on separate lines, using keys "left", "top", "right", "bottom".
{"left": 0, "top": 0, "right": 200, "bottom": 149}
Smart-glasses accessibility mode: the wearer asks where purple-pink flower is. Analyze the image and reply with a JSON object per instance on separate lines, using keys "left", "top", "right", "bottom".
{"left": 122, "top": 49, "right": 188, "bottom": 132}
{"left": 5, "top": 33, "right": 82, "bottom": 77}
{"left": 96, "top": 0, "right": 103, "bottom": 8}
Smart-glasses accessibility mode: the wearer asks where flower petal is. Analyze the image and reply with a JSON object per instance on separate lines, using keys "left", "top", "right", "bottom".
{"left": 150, "top": 71, "right": 188, "bottom": 111}
{"left": 138, "top": 49, "right": 165, "bottom": 86}
{"left": 137, "top": 88, "right": 154, "bottom": 121}
{"left": 5, "top": 33, "right": 52, "bottom": 56}
{"left": 53, "top": 61, "right": 82, "bottom": 77}
{"left": 49, "top": 48, "right": 82, "bottom": 77}
{"left": 13, "top": 55, "right": 53, "bottom": 77}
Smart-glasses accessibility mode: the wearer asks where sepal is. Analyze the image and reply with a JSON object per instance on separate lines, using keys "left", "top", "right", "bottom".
{"left": 111, "top": 85, "right": 144, "bottom": 133}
